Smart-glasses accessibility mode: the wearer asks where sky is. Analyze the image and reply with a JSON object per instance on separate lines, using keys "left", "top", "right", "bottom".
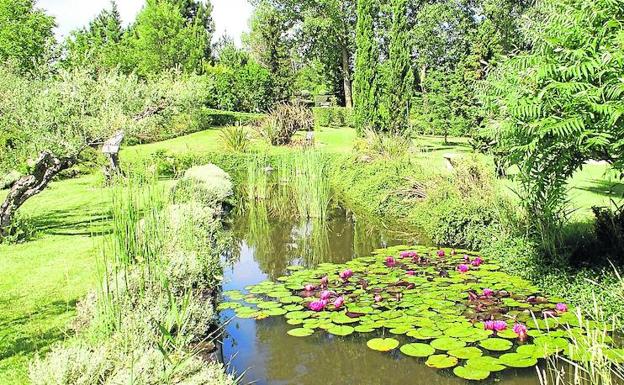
{"left": 37, "top": 0, "right": 252, "bottom": 45}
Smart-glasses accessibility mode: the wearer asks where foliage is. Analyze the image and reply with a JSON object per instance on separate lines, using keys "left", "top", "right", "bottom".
{"left": 220, "top": 126, "right": 251, "bottom": 153}
{"left": 0, "top": 0, "right": 55, "bottom": 73}
{"left": 353, "top": 129, "right": 413, "bottom": 160}
{"left": 482, "top": 0, "right": 624, "bottom": 255}
{"left": 257, "top": 104, "right": 314, "bottom": 146}
{"left": 312, "top": 107, "right": 355, "bottom": 128}
{"left": 592, "top": 204, "right": 624, "bottom": 264}
{"left": 354, "top": 0, "right": 381, "bottom": 132}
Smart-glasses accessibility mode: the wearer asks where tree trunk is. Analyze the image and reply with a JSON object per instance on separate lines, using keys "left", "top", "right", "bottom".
{"left": 0, "top": 152, "right": 75, "bottom": 236}
{"left": 341, "top": 46, "right": 353, "bottom": 108}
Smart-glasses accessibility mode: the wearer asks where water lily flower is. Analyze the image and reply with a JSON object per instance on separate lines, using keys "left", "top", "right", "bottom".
{"left": 483, "top": 288, "right": 494, "bottom": 297}
{"left": 333, "top": 296, "right": 344, "bottom": 309}
{"left": 406, "top": 270, "right": 416, "bottom": 276}
{"left": 484, "top": 320, "right": 507, "bottom": 332}
{"left": 556, "top": 303, "right": 568, "bottom": 313}
{"left": 457, "top": 264, "right": 470, "bottom": 273}
{"left": 320, "top": 276, "right": 328, "bottom": 287}
{"left": 304, "top": 284, "right": 316, "bottom": 292}
{"left": 471, "top": 257, "right": 483, "bottom": 267}
{"left": 308, "top": 299, "right": 328, "bottom": 312}
{"left": 374, "top": 294, "right": 383, "bottom": 303}
{"left": 437, "top": 250, "right": 446, "bottom": 257}
{"left": 543, "top": 310, "right": 557, "bottom": 318}
{"left": 451, "top": 249, "right": 457, "bottom": 256}
{"left": 513, "top": 323, "right": 528, "bottom": 342}
{"left": 320, "top": 290, "right": 332, "bottom": 300}
{"left": 339, "top": 269, "right": 353, "bottom": 280}
{"left": 385, "top": 256, "right": 397, "bottom": 267}
{"left": 463, "top": 254, "right": 470, "bottom": 262}
{"left": 400, "top": 251, "right": 416, "bottom": 258}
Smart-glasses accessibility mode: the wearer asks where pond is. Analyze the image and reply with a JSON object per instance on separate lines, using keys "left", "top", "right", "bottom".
{"left": 218, "top": 201, "right": 545, "bottom": 385}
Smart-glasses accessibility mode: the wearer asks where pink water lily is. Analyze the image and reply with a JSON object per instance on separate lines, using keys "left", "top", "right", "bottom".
{"left": 463, "top": 254, "right": 470, "bottom": 262}
{"left": 556, "top": 303, "right": 568, "bottom": 313}
{"left": 471, "top": 257, "right": 483, "bottom": 267}
{"left": 308, "top": 299, "right": 328, "bottom": 312}
{"left": 483, "top": 288, "right": 494, "bottom": 297}
{"left": 457, "top": 264, "right": 469, "bottom": 273}
{"left": 320, "top": 276, "right": 329, "bottom": 287}
{"left": 339, "top": 269, "right": 353, "bottom": 280}
{"left": 304, "top": 284, "right": 316, "bottom": 292}
{"left": 451, "top": 249, "right": 457, "bottom": 256}
{"left": 484, "top": 320, "right": 507, "bottom": 332}
{"left": 374, "top": 294, "right": 383, "bottom": 303}
{"left": 406, "top": 270, "right": 416, "bottom": 276}
{"left": 400, "top": 251, "right": 417, "bottom": 258}
{"left": 513, "top": 323, "right": 528, "bottom": 342}
{"left": 437, "top": 250, "right": 446, "bottom": 257}
{"left": 320, "top": 290, "right": 332, "bottom": 300}
{"left": 385, "top": 256, "right": 397, "bottom": 267}
{"left": 333, "top": 296, "right": 344, "bottom": 309}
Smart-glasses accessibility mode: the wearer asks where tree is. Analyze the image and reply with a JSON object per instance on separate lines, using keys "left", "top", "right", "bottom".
{"left": 62, "top": 1, "right": 125, "bottom": 71}
{"left": 0, "top": 67, "right": 195, "bottom": 236}
{"left": 482, "top": 0, "right": 624, "bottom": 255}
{"left": 0, "top": 0, "right": 55, "bottom": 73}
{"left": 246, "top": 1, "right": 293, "bottom": 104}
{"left": 173, "top": 0, "right": 215, "bottom": 59}
{"left": 125, "top": 0, "right": 212, "bottom": 76}
{"left": 354, "top": 0, "right": 381, "bottom": 131}
{"left": 383, "top": 0, "right": 414, "bottom": 133}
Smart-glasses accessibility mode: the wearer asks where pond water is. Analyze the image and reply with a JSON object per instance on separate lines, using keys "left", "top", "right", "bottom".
{"left": 219, "top": 202, "right": 542, "bottom": 385}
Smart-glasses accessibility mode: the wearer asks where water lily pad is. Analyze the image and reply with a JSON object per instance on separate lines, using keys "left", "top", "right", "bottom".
{"left": 448, "top": 346, "right": 483, "bottom": 360}
{"left": 287, "top": 328, "right": 314, "bottom": 337}
{"left": 354, "top": 325, "right": 376, "bottom": 333}
{"left": 327, "top": 325, "right": 354, "bottom": 336}
{"left": 431, "top": 337, "right": 466, "bottom": 351}
{"left": 466, "top": 356, "right": 506, "bottom": 372}
{"left": 217, "top": 302, "right": 241, "bottom": 311}
{"left": 453, "top": 365, "right": 490, "bottom": 381}
{"left": 400, "top": 343, "right": 436, "bottom": 358}
{"left": 480, "top": 338, "right": 513, "bottom": 352}
{"left": 425, "top": 354, "right": 459, "bottom": 369}
{"left": 499, "top": 353, "right": 538, "bottom": 368}
{"left": 285, "top": 311, "right": 311, "bottom": 320}
{"left": 367, "top": 338, "right": 400, "bottom": 352}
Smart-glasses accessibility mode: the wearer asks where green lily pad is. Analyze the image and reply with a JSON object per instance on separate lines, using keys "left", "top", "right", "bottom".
{"left": 448, "top": 346, "right": 483, "bottom": 359}
{"left": 466, "top": 356, "right": 506, "bottom": 372}
{"left": 287, "top": 328, "right": 314, "bottom": 337}
{"left": 400, "top": 343, "right": 436, "bottom": 358}
{"left": 327, "top": 325, "right": 354, "bottom": 336}
{"left": 480, "top": 338, "right": 513, "bottom": 352}
{"left": 367, "top": 338, "right": 400, "bottom": 352}
{"left": 426, "top": 354, "right": 459, "bottom": 369}
{"left": 453, "top": 365, "right": 490, "bottom": 381}
{"left": 431, "top": 337, "right": 466, "bottom": 351}
{"left": 499, "top": 353, "right": 538, "bottom": 368}
{"left": 354, "top": 325, "right": 376, "bottom": 333}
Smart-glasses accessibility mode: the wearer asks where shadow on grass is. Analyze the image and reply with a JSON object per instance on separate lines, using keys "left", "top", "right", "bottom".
{"left": 575, "top": 179, "right": 624, "bottom": 199}
{"left": 0, "top": 299, "right": 79, "bottom": 361}
{"left": 26, "top": 208, "right": 112, "bottom": 238}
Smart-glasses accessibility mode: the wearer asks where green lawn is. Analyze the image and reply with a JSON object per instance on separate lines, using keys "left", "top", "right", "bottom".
{"left": 0, "top": 126, "right": 621, "bottom": 384}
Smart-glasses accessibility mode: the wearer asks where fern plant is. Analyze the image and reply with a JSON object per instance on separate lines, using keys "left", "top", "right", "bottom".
{"left": 481, "top": 0, "right": 624, "bottom": 256}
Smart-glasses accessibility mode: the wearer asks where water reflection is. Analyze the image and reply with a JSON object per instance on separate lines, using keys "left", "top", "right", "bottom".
{"left": 221, "top": 198, "right": 540, "bottom": 385}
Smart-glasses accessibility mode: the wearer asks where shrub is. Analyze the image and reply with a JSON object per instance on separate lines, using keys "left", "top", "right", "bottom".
{"left": 220, "top": 125, "right": 250, "bottom": 153}
{"left": 593, "top": 204, "right": 624, "bottom": 264}
{"left": 257, "top": 103, "right": 314, "bottom": 146}
{"left": 353, "top": 129, "right": 413, "bottom": 159}
{"left": 172, "top": 164, "right": 234, "bottom": 207}
{"left": 312, "top": 107, "right": 355, "bottom": 128}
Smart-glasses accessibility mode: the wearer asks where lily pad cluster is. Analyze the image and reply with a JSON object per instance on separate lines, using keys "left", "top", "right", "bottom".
{"left": 220, "top": 245, "right": 624, "bottom": 381}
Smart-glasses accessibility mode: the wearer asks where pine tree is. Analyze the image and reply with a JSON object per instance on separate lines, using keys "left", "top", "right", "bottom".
{"left": 354, "top": 0, "right": 380, "bottom": 132}
{"left": 384, "top": 0, "right": 414, "bottom": 133}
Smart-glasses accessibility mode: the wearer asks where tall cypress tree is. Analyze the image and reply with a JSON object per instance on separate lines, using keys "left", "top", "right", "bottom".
{"left": 354, "top": 0, "right": 380, "bottom": 132}
{"left": 385, "top": 0, "right": 414, "bottom": 133}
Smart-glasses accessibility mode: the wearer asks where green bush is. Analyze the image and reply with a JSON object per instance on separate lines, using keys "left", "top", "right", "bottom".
{"left": 172, "top": 164, "right": 234, "bottom": 207}
{"left": 257, "top": 104, "right": 314, "bottom": 146}
{"left": 313, "top": 107, "right": 355, "bottom": 128}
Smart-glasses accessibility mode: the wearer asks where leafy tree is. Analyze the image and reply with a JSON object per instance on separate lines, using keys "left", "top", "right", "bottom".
{"left": 62, "top": 1, "right": 125, "bottom": 71}
{"left": 246, "top": 1, "right": 293, "bottom": 104}
{"left": 482, "top": 0, "right": 624, "bottom": 255}
{"left": 124, "top": 0, "right": 211, "bottom": 76}
{"left": 383, "top": 0, "right": 414, "bottom": 133}
{"left": 173, "top": 0, "right": 215, "bottom": 59}
{"left": 354, "top": 0, "right": 381, "bottom": 131}
{"left": 0, "top": 0, "right": 55, "bottom": 73}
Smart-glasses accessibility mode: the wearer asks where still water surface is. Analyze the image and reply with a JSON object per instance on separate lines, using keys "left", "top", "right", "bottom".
{"left": 220, "top": 205, "right": 541, "bottom": 385}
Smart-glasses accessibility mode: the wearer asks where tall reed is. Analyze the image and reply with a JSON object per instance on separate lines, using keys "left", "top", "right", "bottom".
{"left": 288, "top": 150, "right": 332, "bottom": 220}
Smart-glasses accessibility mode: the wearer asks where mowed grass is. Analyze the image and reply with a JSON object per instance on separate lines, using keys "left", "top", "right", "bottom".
{"left": 0, "top": 126, "right": 621, "bottom": 384}
{"left": 0, "top": 175, "right": 111, "bottom": 384}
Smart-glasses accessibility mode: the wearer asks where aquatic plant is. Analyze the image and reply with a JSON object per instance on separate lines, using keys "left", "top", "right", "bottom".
{"left": 221, "top": 245, "right": 623, "bottom": 381}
